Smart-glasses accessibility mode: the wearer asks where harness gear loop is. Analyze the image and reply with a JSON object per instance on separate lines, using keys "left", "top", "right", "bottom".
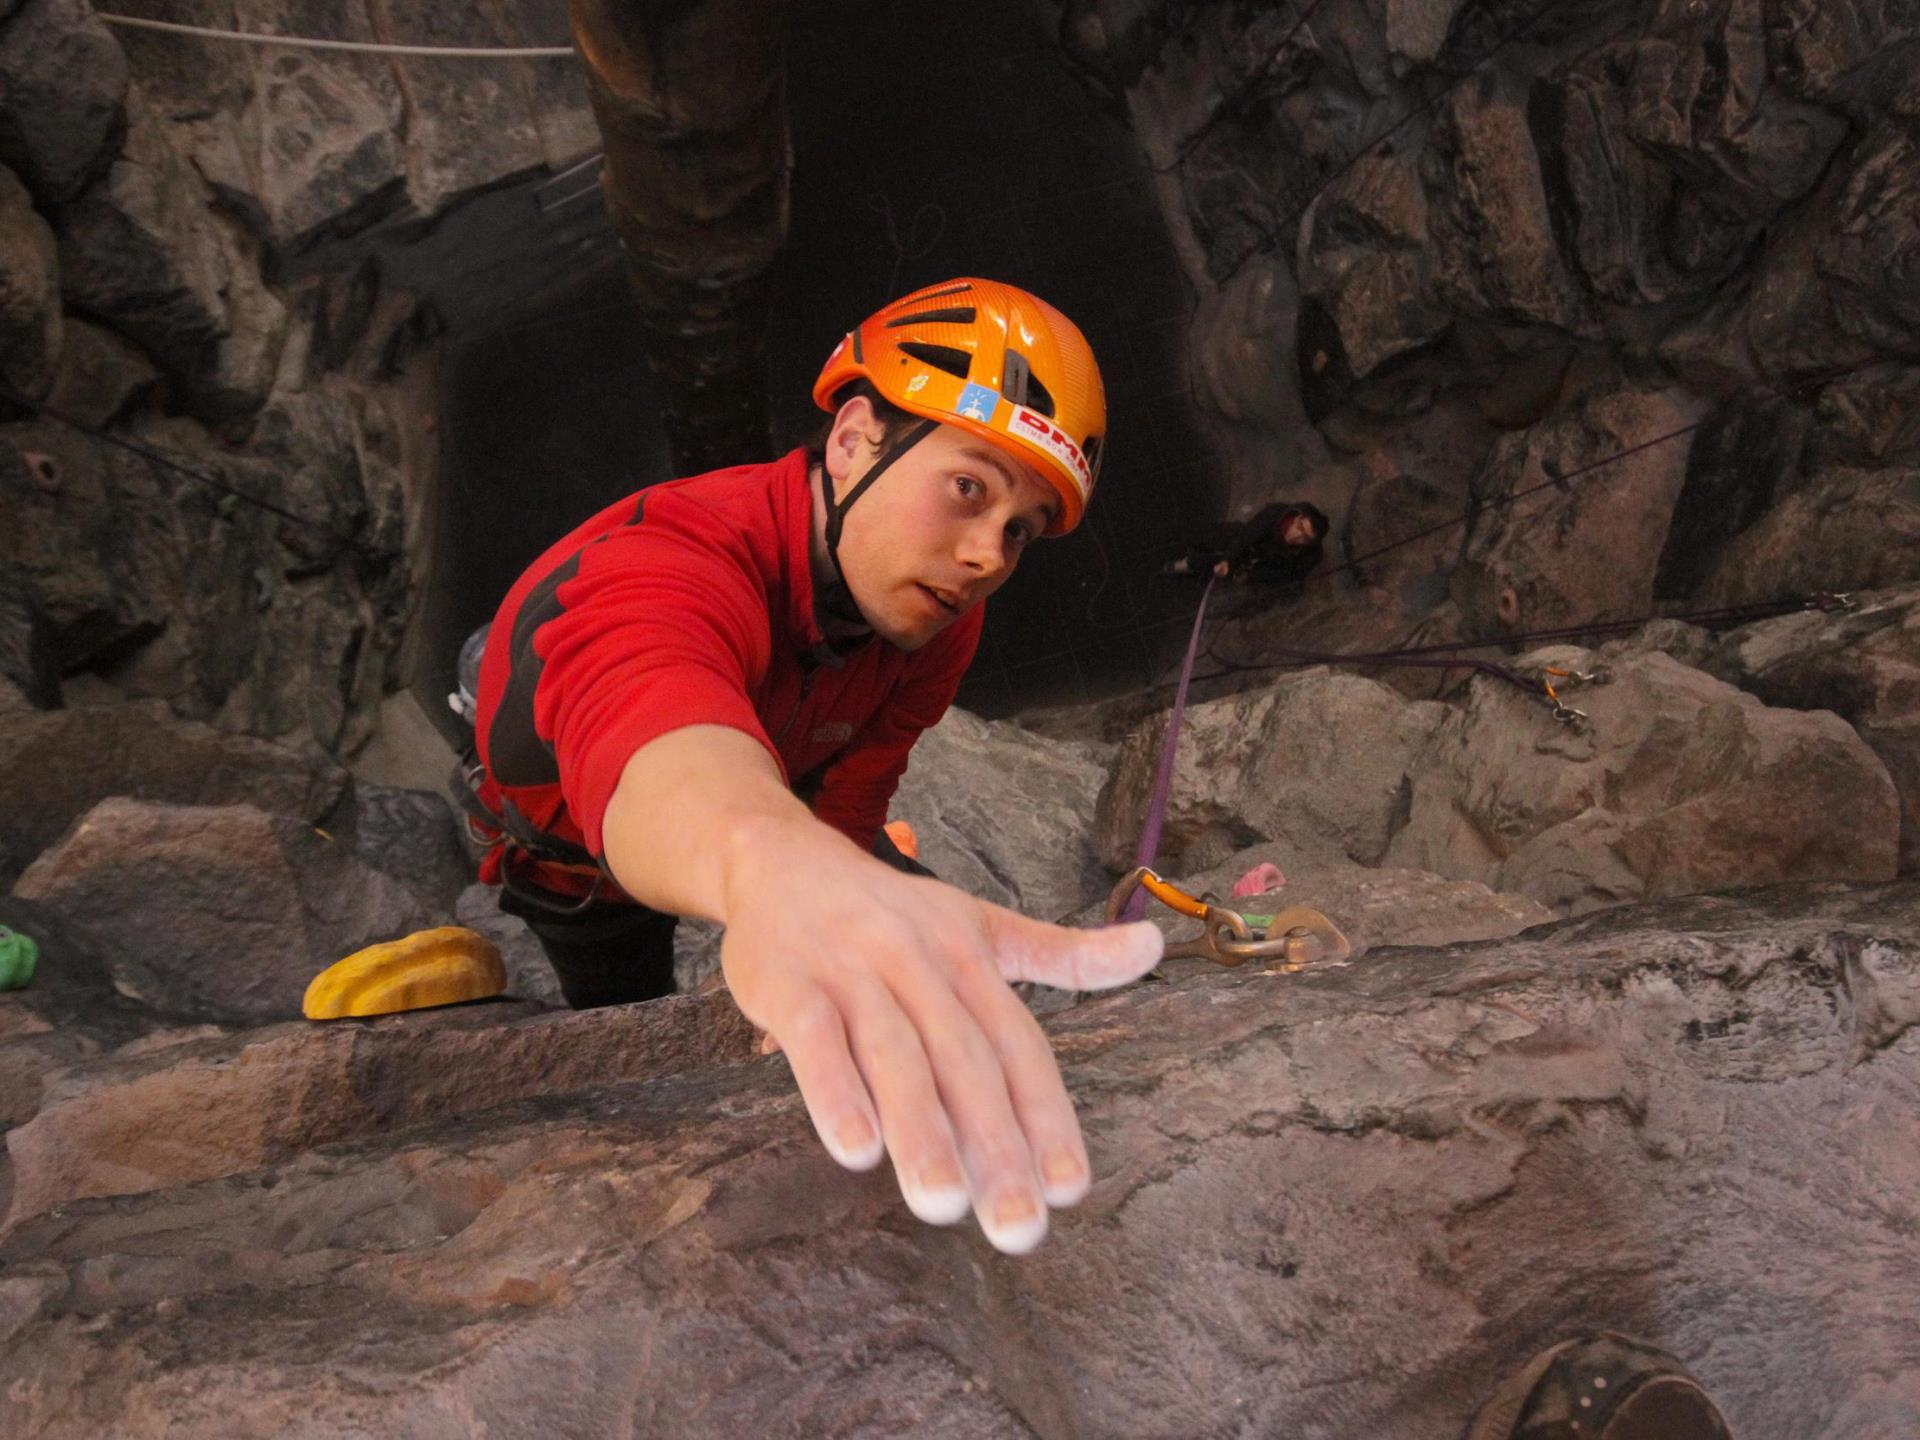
{"left": 1105, "top": 867, "right": 1352, "bottom": 972}
{"left": 450, "top": 753, "right": 609, "bottom": 914}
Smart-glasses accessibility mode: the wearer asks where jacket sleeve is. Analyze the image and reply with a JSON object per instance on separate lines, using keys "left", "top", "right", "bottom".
{"left": 530, "top": 514, "right": 782, "bottom": 857}
{"left": 808, "top": 611, "right": 981, "bottom": 850}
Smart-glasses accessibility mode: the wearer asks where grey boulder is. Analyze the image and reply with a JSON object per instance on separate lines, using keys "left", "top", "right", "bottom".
{"left": 1096, "top": 669, "right": 1445, "bottom": 875}
{"left": 1708, "top": 587, "right": 1920, "bottom": 875}
{"left": 10, "top": 799, "right": 428, "bottom": 1025}
{"left": 1387, "top": 646, "right": 1901, "bottom": 912}
{"left": 0, "top": 696, "right": 347, "bottom": 887}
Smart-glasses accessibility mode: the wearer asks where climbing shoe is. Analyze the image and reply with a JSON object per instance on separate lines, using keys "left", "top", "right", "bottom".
{"left": 1464, "top": 1332, "right": 1734, "bottom": 1440}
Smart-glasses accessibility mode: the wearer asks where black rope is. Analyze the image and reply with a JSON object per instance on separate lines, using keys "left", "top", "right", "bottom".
{"left": 1203, "top": 1, "right": 1620, "bottom": 286}
{"left": 1312, "top": 355, "right": 1883, "bottom": 590}
{"left": 1151, "top": 0, "right": 1333, "bottom": 177}
{"left": 1, "top": 385, "right": 402, "bottom": 564}
{"left": 1189, "top": 591, "right": 1845, "bottom": 692}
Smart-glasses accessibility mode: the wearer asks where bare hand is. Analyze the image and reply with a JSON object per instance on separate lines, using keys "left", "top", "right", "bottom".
{"left": 1212, "top": 559, "right": 1231, "bottom": 577}
{"left": 719, "top": 834, "right": 1163, "bottom": 1254}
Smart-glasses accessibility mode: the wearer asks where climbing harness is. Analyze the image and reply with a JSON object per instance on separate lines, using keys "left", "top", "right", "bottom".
{"left": 451, "top": 752, "right": 609, "bottom": 914}
{"left": 1105, "top": 867, "right": 1351, "bottom": 972}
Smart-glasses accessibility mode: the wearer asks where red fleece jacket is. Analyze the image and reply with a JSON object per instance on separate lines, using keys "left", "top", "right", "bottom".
{"left": 472, "top": 448, "right": 981, "bottom": 893}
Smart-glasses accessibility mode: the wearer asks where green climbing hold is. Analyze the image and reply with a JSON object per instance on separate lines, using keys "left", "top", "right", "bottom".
{"left": 0, "top": 926, "right": 38, "bottom": 990}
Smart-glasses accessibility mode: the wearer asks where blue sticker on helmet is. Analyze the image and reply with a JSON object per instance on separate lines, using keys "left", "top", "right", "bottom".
{"left": 954, "top": 382, "right": 1001, "bottom": 424}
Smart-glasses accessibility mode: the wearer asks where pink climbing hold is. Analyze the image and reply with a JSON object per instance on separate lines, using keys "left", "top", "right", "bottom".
{"left": 1231, "top": 862, "right": 1286, "bottom": 898}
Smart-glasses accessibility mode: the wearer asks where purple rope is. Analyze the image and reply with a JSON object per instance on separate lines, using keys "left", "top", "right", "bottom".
{"left": 1120, "top": 574, "right": 1217, "bottom": 922}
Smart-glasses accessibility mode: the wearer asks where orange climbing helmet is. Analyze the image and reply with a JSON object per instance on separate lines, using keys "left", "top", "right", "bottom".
{"left": 812, "top": 277, "right": 1107, "bottom": 534}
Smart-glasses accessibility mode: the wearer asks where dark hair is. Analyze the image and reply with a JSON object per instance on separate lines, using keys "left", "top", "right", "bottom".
{"left": 805, "top": 379, "right": 917, "bottom": 464}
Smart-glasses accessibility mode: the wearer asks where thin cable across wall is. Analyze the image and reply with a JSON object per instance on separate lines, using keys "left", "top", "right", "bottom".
{"left": 96, "top": 13, "right": 574, "bottom": 58}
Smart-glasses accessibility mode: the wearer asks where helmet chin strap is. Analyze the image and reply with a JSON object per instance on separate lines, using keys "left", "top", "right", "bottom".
{"left": 818, "top": 419, "right": 937, "bottom": 632}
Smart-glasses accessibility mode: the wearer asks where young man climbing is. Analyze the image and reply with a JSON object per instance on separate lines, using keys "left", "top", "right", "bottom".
{"left": 463, "top": 278, "right": 1165, "bottom": 1255}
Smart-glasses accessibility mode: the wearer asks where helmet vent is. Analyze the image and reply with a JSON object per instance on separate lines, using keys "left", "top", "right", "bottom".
{"left": 898, "top": 341, "right": 973, "bottom": 378}
{"left": 919, "top": 282, "right": 974, "bottom": 300}
{"left": 887, "top": 307, "right": 976, "bottom": 328}
{"left": 1001, "top": 350, "right": 1056, "bottom": 417}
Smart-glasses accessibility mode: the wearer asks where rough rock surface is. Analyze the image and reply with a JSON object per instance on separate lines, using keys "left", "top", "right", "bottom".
{"left": 1168, "top": 845, "right": 1553, "bottom": 960}
{"left": 54, "top": 83, "right": 289, "bottom": 421}
{"left": 1453, "top": 383, "right": 1708, "bottom": 637}
{"left": 455, "top": 880, "right": 564, "bottom": 1008}
{"left": 0, "top": 0, "right": 127, "bottom": 204}
{"left": 1, "top": 373, "right": 421, "bottom": 753}
{"left": 0, "top": 161, "right": 59, "bottom": 398}
{"left": 0, "top": 894, "right": 161, "bottom": 1130}
{"left": 1387, "top": 646, "right": 1901, "bottom": 912}
{"left": 1426, "top": 62, "right": 1594, "bottom": 338}
{"left": 10, "top": 799, "right": 428, "bottom": 1025}
{"left": 40, "top": 314, "right": 157, "bottom": 426}
{"left": 1057, "top": 0, "right": 1920, "bottom": 735}
{"left": 0, "top": 697, "right": 347, "bottom": 887}
{"left": 1690, "top": 463, "right": 1920, "bottom": 608}
{"left": 111, "top": 0, "right": 593, "bottom": 254}
{"left": 0, "top": 584, "right": 58, "bottom": 711}
{"left": 1096, "top": 670, "right": 1445, "bottom": 875}
{"left": 325, "top": 782, "right": 471, "bottom": 918}
{"left": 3, "top": 993, "right": 758, "bottom": 1229}
{"left": 1707, "top": 587, "right": 1920, "bottom": 875}
{"left": 892, "top": 707, "right": 1114, "bottom": 921}
{"left": 0, "top": 882, "right": 1914, "bottom": 1437}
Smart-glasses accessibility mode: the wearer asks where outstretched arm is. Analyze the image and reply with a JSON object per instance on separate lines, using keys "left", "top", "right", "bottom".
{"left": 600, "top": 723, "right": 1164, "bottom": 1254}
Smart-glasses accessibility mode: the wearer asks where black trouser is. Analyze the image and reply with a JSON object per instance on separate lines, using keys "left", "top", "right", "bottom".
{"left": 499, "top": 826, "right": 933, "bottom": 1010}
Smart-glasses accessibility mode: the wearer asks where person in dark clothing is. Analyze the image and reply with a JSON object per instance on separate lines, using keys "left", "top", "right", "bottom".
{"left": 1164, "top": 500, "right": 1330, "bottom": 587}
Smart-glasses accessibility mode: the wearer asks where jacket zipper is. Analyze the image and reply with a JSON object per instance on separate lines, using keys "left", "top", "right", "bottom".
{"left": 773, "top": 664, "right": 818, "bottom": 748}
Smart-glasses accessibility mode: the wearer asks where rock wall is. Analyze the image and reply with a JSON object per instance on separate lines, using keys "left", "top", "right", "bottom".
{"left": 1051, "top": 0, "right": 1920, "bottom": 654}
{"left": 0, "top": 0, "right": 593, "bottom": 753}
{"left": 2, "top": 881, "right": 1915, "bottom": 1437}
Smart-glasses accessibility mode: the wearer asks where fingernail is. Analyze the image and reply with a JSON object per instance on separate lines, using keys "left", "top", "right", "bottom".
{"left": 825, "top": 1114, "right": 881, "bottom": 1170}
{"left": 983, "top": 1190, "right": 1048, "bottom": 1255}
{"left": 900, "top": 1162, "right": 969, "bottom": 1226}
{"left": 994, "top": 1191, "right": 1039, "bottom": 1228}
{"left": 1040, "top": 1148, "right": 1089, "bottom": 1206}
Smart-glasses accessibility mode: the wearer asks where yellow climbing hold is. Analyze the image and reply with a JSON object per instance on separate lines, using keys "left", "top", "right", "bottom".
{"left": 302, "top": 926, "right": 506, "bottom": 1020}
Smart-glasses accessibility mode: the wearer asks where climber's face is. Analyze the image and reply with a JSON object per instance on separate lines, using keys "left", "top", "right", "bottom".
{"left": 821, "top": 398, "right": 1057, "bottom": 651}
{"left": 1281, "top": 513, "right": 1318, "bottom": 547}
